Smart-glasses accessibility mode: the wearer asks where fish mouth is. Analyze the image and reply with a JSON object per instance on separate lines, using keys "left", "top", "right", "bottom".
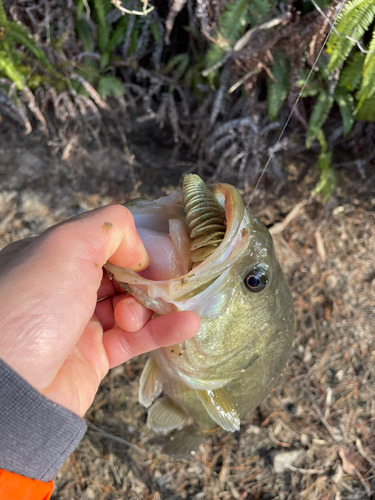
{"left": 104, "top": 180, "right": 250, "bottom": 309}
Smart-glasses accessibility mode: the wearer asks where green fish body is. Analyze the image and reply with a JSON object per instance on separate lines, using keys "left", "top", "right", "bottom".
{"left": 105, "top": 176, "right": 294, "bottom": 448}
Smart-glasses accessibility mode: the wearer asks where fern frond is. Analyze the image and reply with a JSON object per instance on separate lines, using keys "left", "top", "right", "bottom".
{"left": 0, "top": 0, "right": 20, "bottom": 70}
{"left": 205, "top": 0, "right": 250, "bottom": 85}
{"left": 248, "top": 0, "right": 271, "bottom": 25}
{"left": 297, "top": 70, "right": 323, "bottom": 97}
{"left": 267, "top": 52, "right": 290, "bottom": 121}
{"left": 135, "top": 15, "right": 152, "bottom": 59}
{"left": 8, "top": 22, "right": 53, "bottom": 70}
{"left": 306, "top": 90, "right": 334, "bottom": 149}
{"left": 327, "top": 0, "right": 375, "bottom": 71}
{"left": 98, "top": 76, "right": 123, "bottom": 97}
{"left": 356, "top": 31, "right": 375, "bottom": 109}
{"left": 313, "top": 151, "right": 337, "bottom": 201}
{"left": 166, "top": 53, "right": 189, "bottom": 79}
{"left": 339, "top": 52, "right": 364, "bottom": 91}
{"left": 105, "top": 15, "right": 128, "bottom": 53}
{"left": 219, "top": 0, "right": 250, "bottom": 46}
{"left": 76, "top": 0, "right": 85, "bottom": 20}
{"left": 127, "top": 20, "right": 141, "bottom": 58}
{"left": 0, "top": 0, "right": 8, "bottom": 26}
{"left": 356, "top": 96, "right": 375, "bottom": 120}
{"left": 94, "top": 0, "right": 110, "bottom": 52}
{"left": 0, "top": 51, "right": 23, "bottom": 89}
{"left": 149, "top": 17, "right": 162, "bottom": 45}
{"left": 76, "top": 19, "right": 95, "bottom": 53}
{"left": 334, "top": 87, "right": 354, "bottom": 135}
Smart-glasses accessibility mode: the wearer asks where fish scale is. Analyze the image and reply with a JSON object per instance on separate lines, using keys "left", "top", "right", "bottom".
{"left": 104, "top": 175, "right": 295, "bottom": 454}
{"left": 182, "top": 174, "right": 227, "bottom": 266}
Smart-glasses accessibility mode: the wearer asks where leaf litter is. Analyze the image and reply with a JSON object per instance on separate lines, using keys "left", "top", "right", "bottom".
{"left": 0, "top": 125, "right": 374, "bottom": 499}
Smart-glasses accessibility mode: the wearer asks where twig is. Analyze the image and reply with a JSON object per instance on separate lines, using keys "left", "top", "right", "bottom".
{"left": 202, "top": 13, "right": 291, "bottom": 77}
{"left": 229, "top": 67, "right": 261, "bottom": 94}
{"left": 111, "top": 0, "right": 154, "bottom": 16}
{"left": 233, "top": 14, "right": 291, "bottom": 52}
{"left": 86, "top": 421, "right": 146, "bottom": 454}
{"left": 356, "top": 438, "right": 375, "bottom": 469}
{"left": 355, "top": 469, "right": 372, "bottom": 497}
{"left": 315, "top": 229, "right": 327, "bottom": 262}
{"left": 313, "top": 404, "right": 343, "bottom": 442}
{"left": 287, "top": 464, "right": 328, "bottom": 474}
{"left": 270, "top": 201, "right": 306, "bottom": 235}
{"left": 69, "top": 73, "right": 108, "bottom": 110}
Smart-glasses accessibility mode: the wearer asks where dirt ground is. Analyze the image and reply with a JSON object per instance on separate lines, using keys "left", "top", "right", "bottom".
{"left": 0, "top": 119, "right": 374, "bottom": 500}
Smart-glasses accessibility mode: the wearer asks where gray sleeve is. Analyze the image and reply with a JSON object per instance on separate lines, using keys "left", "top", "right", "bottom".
{"left": 0, "top": 358, "right": 87, "bottom": 481}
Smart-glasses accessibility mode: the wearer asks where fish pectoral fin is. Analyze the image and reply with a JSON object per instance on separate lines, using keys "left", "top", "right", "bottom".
{"left": 139, "top": 358, "right": 163, "bottom": 407}
{"left": 197, "top": 388, "right": 240, "bottom": 432}
{"left": 147, "top": 397, "right": 189, "bottom": 433}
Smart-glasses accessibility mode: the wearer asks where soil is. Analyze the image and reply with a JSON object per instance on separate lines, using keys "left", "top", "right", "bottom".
{"left": 0, "top": 118, "right": 374, "bottom": 500}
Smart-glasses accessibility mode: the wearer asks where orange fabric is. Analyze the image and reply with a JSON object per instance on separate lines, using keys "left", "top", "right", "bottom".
{"left": 0, "top": 469, "right": 53, "bottom": 500}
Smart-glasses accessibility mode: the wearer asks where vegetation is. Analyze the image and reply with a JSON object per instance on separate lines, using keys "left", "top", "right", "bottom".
{"left": 0, "top": 0, "right": 374, "bottom": 195}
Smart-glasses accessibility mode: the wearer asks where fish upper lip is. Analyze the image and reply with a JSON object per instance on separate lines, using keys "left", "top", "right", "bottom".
{"left": 105, "top": 183, "right": 249, "bottom": 300}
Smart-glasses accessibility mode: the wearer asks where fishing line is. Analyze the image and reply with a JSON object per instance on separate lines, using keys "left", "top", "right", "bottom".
{"left": 247, "top": 0, "right": 348, "bottom": 205}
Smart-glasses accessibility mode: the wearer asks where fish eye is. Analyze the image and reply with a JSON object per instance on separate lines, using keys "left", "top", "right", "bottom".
{"left": 244, "top": 269, "right": 268, "bottom": 292}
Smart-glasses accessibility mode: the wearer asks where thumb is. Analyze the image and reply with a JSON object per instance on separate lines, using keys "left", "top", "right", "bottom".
{"left": 0, "top": 205, "right": 149, "bottom": 390}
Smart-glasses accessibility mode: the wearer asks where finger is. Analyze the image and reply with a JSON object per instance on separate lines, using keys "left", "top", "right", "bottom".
{"left": 114, "top": 295, "right": 154, "bottom": 332}
{"left": 0, "top": 237, "right": 37, "bottom": 273}
{"left": 95, "top": 296, "right": 117, "bottom": 331}
{"left": 97, "top": 271, "right": 117, "bottom": 300}
{"left": 96, "top": 292, "right": 154, "bottom": 333}
{"left": 42, "top": 315, "right": 109, "bottom": 416}
{"left": 51, "top": 204, "right": 150, "bottom": 271}
{"left": 0, "top": 205, "right": 150, "bottom": 390}
{"left": 102, "top": 311, "right": 200, "bottom": 368}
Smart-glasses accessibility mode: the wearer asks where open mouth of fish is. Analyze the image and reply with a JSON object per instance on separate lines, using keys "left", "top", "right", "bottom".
{"left": 105, "top": 175, "right": 252, "bottom": 318}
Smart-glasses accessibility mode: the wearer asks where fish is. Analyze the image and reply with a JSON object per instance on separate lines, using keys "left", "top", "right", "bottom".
{"left": 105, "top": 175, "right": 294, "bottom": 454}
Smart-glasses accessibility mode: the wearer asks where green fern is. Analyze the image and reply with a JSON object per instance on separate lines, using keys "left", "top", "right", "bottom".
{"left": 327, "top": 0, "right": 375, "bottom": 115}
{"left": 298, "top": 75, "right": 323, "bottom": 98}
{"left": 76, "top": 0, "right": 86, "bottom": 20}
{"left": 166, "top": 53, "right": 190, "bottom": 80}
{"left": 218, "top": 0, "right": 252, "bottom": 47}
{"left": 327, "top": 0, "right": 375, "bottom": 71}
{"left": 334, "top": 87, "right": 354, "bottom": 136}
{"left": 205, "top": 0, "right": 251, "bottom": 85}
{"left": 0, "top": 0, "right": 6, "bottom": 26}
{"left": 312, "top": 151, "right": 337, "bottom": 201}
{"left": 356, "top": 33, "right": 375, "bottom": 109}
{"left": 0, "top": 0, "right": 22, "bottom": 88}
{"left": 306, "top": 90, "right": 334, "bottom": 149}
{"left": 149, "top": 18, "right": 162, "bottom": 45}
{"left": 339, "top": 52, "right": 364, "bottom": 91}
{"left": 356, "top": 96, "right": 375, "bottom": 120}
{"left": 105, "top": 15, "right": 128, "bottom": 53}
{"left": 8, "top": 21, "right": 53, "bottom": 70}
{"left": 93, "top": 0, "right": 111, "bottom": 52}
{"left": 267, "top": 52, "right": 290, "bottom": 121}
{"left": 0, "top": 51, "right": 23, "bottom": 89}
{"left": 76, "top": 19, "right": 95, "bottom": 53}
{"left": 248, "top": 0, "right": 271, "bottom": 25}
{"left": 97, "top": 76, "right": 124, "bottom": 97}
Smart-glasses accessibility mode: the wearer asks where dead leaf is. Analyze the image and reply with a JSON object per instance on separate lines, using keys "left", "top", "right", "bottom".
{"left": 339, "top": 447, "right": 356, "bottom": 475}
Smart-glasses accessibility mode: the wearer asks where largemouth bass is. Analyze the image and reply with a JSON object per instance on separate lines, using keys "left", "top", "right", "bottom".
{"left": 105, "top": 175, "right": 294, "bottom": 451}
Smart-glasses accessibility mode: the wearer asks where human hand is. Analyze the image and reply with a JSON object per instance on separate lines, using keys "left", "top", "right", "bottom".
{"left": 0, "top": 205, "right": 200, "bottom": 417}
